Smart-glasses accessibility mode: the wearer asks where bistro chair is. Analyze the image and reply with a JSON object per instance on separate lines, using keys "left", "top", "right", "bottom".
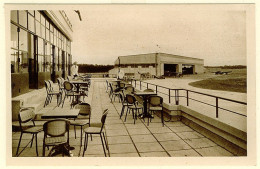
{"left": 16, "top": 107, "right": 43, "bottom": 157}
{"left": 124, "top": 94, "right": 143, "bottom": 124}
{"left": 109, "top": 83, "right": 121, "bottom": 102}
{"left": 44, "top": 80, "right": 62, "bottom": 107}
{"left": 62, "top": 81, "right": 81, "bottom": 108}
{"left": 57, "top": 78, "right": 65, "bottom": 96}
{"left": 147, "top": 95, "right": 164, "bottom": 126}
{"left": 69, "top": 103, "right": 91, "bottom": 156}
{"left": 119, "top": 87, "right": 135, "bottom": 118}
{"left": 82, "top": 109, "right": 109, "bottom": 157}
{"left": 42, "top": 119, "right": 70, "bottom": 157}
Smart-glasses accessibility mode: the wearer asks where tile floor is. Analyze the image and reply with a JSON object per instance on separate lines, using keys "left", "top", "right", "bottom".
{"left": 12, "top": 80, "right": 234, "bottom": 157}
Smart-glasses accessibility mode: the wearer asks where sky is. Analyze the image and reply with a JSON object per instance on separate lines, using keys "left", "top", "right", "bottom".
{"left": 65, "top": 4, "right": 249, "bottom": 66}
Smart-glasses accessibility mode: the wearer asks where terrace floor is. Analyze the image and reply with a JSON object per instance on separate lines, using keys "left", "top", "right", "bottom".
{"left": 12, "top": 80, "right": 234, "bottom": 157}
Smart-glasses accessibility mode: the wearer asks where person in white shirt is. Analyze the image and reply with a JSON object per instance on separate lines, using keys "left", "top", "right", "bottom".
{"left": 71, "top": 62, "right": 79, "bottom": 78}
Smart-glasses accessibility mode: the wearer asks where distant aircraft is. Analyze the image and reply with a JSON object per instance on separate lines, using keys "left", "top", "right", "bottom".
{"left": 212, "top": 71, "right": 232, "bottom": 75}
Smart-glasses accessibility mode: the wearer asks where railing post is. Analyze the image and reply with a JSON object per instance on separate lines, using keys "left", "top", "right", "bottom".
{"left": 156, "top": 85, "right": 158, "bottom": 94}
{"left": 175, "top": 90, "right": 179, "bottom": 105}
{"left": 186, "top": 90, "right": 189, "bottom": 106}
{"left": 147, "top": 83, "right": 148, "bottom": 89}
{"left": 169, "top": 89, "right": 171, "bottom": 103}
{"left": 216, "top": 97, "right": 219, "bottom": 118}
{"left": 140, "top": 81, "right": 141, "bottom": 90}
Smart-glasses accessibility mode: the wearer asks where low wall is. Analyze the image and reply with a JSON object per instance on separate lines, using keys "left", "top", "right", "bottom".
{"left": 38, "top": 72, "right": 51, "bottom": 89}
{"left": 11, "top": 73, "right": 29, "bottom": 97}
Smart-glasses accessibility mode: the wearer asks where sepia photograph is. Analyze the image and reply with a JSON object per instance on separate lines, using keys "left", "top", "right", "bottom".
{"left": 3, "top": 1, "right": 257, "bottom": 167}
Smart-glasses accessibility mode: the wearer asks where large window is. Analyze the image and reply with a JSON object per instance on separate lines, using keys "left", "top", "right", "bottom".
{"left": 18, "top": 11, "right": 27, "bottom": 28}
{"left": 38, "top": 38, "right": 44, "bottom": 72}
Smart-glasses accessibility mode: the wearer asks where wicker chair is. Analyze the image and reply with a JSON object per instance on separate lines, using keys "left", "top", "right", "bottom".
{"left": 124, "top": 94, "right": 143, "bottom": 124}
{"left": 62, "top": 81, "right": 81, "bottom": 108}
{"left": 44, "top": 80, "right": 62, "bottom": 107}
{"left": 16, "top": 107, "right": 43, "bottom": 157}
{"left": 42, "top": 119, "right": 70, "bottom": 157}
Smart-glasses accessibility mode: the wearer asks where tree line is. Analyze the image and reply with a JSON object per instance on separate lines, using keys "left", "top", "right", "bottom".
{"left": 78, "top": 64, "right": 114, "bottom": 73}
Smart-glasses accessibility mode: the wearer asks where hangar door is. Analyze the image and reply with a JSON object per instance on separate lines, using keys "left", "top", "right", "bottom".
{"left": 164, "top": 64, "right": 177, "bottom": 76}
{"left": 182, "top": 64, "right": 194, "bottom": 74}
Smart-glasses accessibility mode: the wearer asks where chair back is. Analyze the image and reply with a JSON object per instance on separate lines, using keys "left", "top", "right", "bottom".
{"left": 43, "top": 119, "right": 70, "bottom": 137}
{"left": 63, "top": 81, "right": 74, "bottom": 91}
{"left": 57, "top": 78, "right": 63, "bottom": 89}
{"left": 48, "top": 80, "right": 55, "bottom": 92}
{"left": 44, "top": 80, "right": 51, "bottom": 94}
{"left": 148, "top": 96, "right": 163, "bottom": 106}
{"left": 74, "top": 103, "right": 91, "bottom": 116}
{"left": 100, "top": 109, "right": 109, "bottom": 131}
{"left": 18, "top": 108, "right": 35, "bottom": 128}
{"left": 144, "top": 88, "right": 154, "bottom": 92}
{"left": 125, "top": 94, "right": 136, "bottom": 105}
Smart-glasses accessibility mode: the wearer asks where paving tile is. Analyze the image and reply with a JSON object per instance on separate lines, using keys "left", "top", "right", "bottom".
{"left": 176, "top": 131, "right": 204, "bottom": 139}
{"left": 106, "top": 119, "right": 123, "bottom": 124}
{"left": 125, "top": 123, "right": 145, "bottom": 129}
{"left": 131, "top": 134, "right": 157, "bottom": 143}
{"left": 185, "top": 138, "right": 216, "bottom": 149}
{"left": 127, "top": 128, "right": 150, "bottom": 135}
{"left": 168, "top": 149, "right": 201, "bottom": 157}
{"left": 106, "top": 129, "right": 129, "bottom": 136}
{"left": 107, "top": 135, "right": 132, "bottom": 144}
{"left": 169, "top": 126, "right": 194, "bottom": 133}
{"left": 109, "top": 143, "right": 137, "bottom": 154}
{"left": 140, "top": 151, "right": 169, "bottom": 157}
{"left": 110, "top": 153, "right": 140, "bottom": 157}
{"left": 195, "top": 146, "right": 233, "bottom": 156}
{"left": 153, "top": 133, "right": 181, "bottom": 141}
{"left": 160, "top": 140, "right": 191, "bottom": 151}
{"left": 105, "top": 123, "right": 125, "bottom": 130}
{"left": 148, "top": 126, "right": 172, "bottom": 134}
{"left": 144, "top": 122, "right": 164, "bottom": 128}
{"left": 82, "top": 144, "right": 106, "bottom": 155}
{"left": 135, "top": 142, "right": 164, "bottom": 152}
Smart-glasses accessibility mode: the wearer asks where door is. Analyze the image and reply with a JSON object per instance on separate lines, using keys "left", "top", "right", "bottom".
{"left": 28, "top": 35, "right": 38, "bottom": 89}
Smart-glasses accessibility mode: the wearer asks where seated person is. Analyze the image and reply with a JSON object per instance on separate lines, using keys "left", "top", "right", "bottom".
{"left": 71, "top": 62, "right": 79, "bottom": 79}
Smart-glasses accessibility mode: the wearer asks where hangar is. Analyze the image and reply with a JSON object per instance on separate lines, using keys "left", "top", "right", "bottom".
{"left": 109, "top": 53, "right": 204, "bottom": 78}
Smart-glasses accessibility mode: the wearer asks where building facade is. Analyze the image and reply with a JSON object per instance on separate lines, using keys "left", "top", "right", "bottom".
{"left": 11, "top": 10, "right": 73, "bottom": 97}
{"left": 109, "top": 53, "right": 204, "bottom": 78}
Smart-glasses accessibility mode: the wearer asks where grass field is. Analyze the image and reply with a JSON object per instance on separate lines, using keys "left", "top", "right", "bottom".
{"left": 188, "top": 68, "right": 247, "bottom": 93}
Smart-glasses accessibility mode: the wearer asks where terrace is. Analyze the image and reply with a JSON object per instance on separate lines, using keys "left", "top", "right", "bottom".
{"left": 11, "top": 78, "right": 245, "bottom": 157}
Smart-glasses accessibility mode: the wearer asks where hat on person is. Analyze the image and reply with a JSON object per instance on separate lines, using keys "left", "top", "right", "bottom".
{"left": 73, "top": 61, "right": 77, "bottom": 65}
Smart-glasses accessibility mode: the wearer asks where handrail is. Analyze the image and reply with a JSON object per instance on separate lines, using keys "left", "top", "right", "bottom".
{"left": 131, "top": 79, "right": 247, "bottom": 118}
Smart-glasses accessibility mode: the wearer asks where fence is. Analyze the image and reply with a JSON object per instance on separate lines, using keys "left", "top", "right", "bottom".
{"left": 130, "top": 79, "right": 247, "bottom": 118}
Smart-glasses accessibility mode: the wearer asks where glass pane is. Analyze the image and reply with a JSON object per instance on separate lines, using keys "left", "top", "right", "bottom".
{"left": 50, "top": 32, "right": 53, "bottom": 43}
{"left": 19, "top": 28, "right": 28, "bottom": 52}
{"left": 50, "top": 24, "right": 53, "bottom": 32}
{"left": 40, "top": 14, "right": 45, "bottom": 25}
{"left": 53, "top": 35, "right": 56, "bottom": 45}
{"left": 41, "top": 25, "right": 45, "bottom": 39}
{"left": 18, "top": 10, "right": 27, "bottom": 28}
{"left": 46, "top": 20, "right": 49, "bottom": 29}
{"left": 11, "top": 24, "right": 18, "bottom": 49}
{"left": 19, "top": 50, "right": 28, "bottom": 73}
{"left": 38, "top": 55, "right": 44, "bottom": 72}
{"left": 54, "top": 47, "right": 58, "bottom": 71}
{"left": 28, "top": 14, "right": 35, "bottom": 33}
{"left": 38, "top": 38, "right": 44, "bottom": 55}
{"left": 11, "top": 49, "right": 19, "bottom": 73}
{"left": 11, "top": 10, "right": 17, "bottom": 23}
{"left": 59, "top": 49, "right": 62, "bottom": 70}
{"left": 35, "top": 11, "right": 40, "bottom": 21}
{"left": 46, "top": 29, "right": 49, "bottom": 41}
{"left": 28, "top": 10, "right": 34, "bottom": 16}
{"left": 36, "top": 21, "right": 40, "bottom": 36}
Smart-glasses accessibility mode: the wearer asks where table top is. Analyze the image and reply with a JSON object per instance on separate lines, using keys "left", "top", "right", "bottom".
{"left": 70, "top": 80, "right": 89, "bottom": 85}
{"left": 41, "top": 108, "right": 80, "bottom": 119}
{"left": 134, "top": 91, "right": 157, "bottom": 96}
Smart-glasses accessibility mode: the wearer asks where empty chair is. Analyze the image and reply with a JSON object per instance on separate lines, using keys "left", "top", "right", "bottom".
{"left": 124, "top": 94, "right": 143, "bottom": 124}
{"left": 69, "top": 103, "right": 91, "bottom": 156}
{"left": 44, "top": 80, "right": 62, "bottom": 107}
{"left": 147, "top": 95, "right": 164, "bottom": 126}
{"left": 42, "top": 119, "right": 70, "bottom": 157}
{"left": 62, "top": 81, "right": 81, "bottom": 108}
{"left": 82, "top": 109, "right": 109, "bottom": 157}
{"left": 16, "top": 108, "right": 43, "bottom": 157}
{"left": 57, "top": 78, "right": 65, "bottom": 95}
{"left": 109, "top": 83, "right": 121, "bottom": 102}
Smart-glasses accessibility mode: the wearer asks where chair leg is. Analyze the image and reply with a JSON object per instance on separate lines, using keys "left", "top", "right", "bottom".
{"left": 78, "top": 126, "right": 83, "bottom": 157}
{"left": 161, "top": 111, "right": 164, "bottom": 127}
{"left": 35, "top": 134, "right": 38, "bottom": 156}
{"left": 124, "top": 107, "right": 129, "bottom": 122}
{"left": 16, "top": 132, "right": 23, "bottom": 156}
{"left": 30, "top": 134, "right": 34, "bottom": 148}
{"left": 120, "top": 105, "right": 125, "bottom": 119}
{"left": 74, "top": 125, "right": 77, "bottom": 139}
{"left": 83, "top": 133, "right": 88, "bottom": 157}
{"left": 100, "top": 134, "right": 106, "bottom": 157}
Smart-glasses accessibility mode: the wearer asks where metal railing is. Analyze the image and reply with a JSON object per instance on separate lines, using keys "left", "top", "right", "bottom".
{"left": 130, "top": 79, "right": 247, "bottom": 118}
